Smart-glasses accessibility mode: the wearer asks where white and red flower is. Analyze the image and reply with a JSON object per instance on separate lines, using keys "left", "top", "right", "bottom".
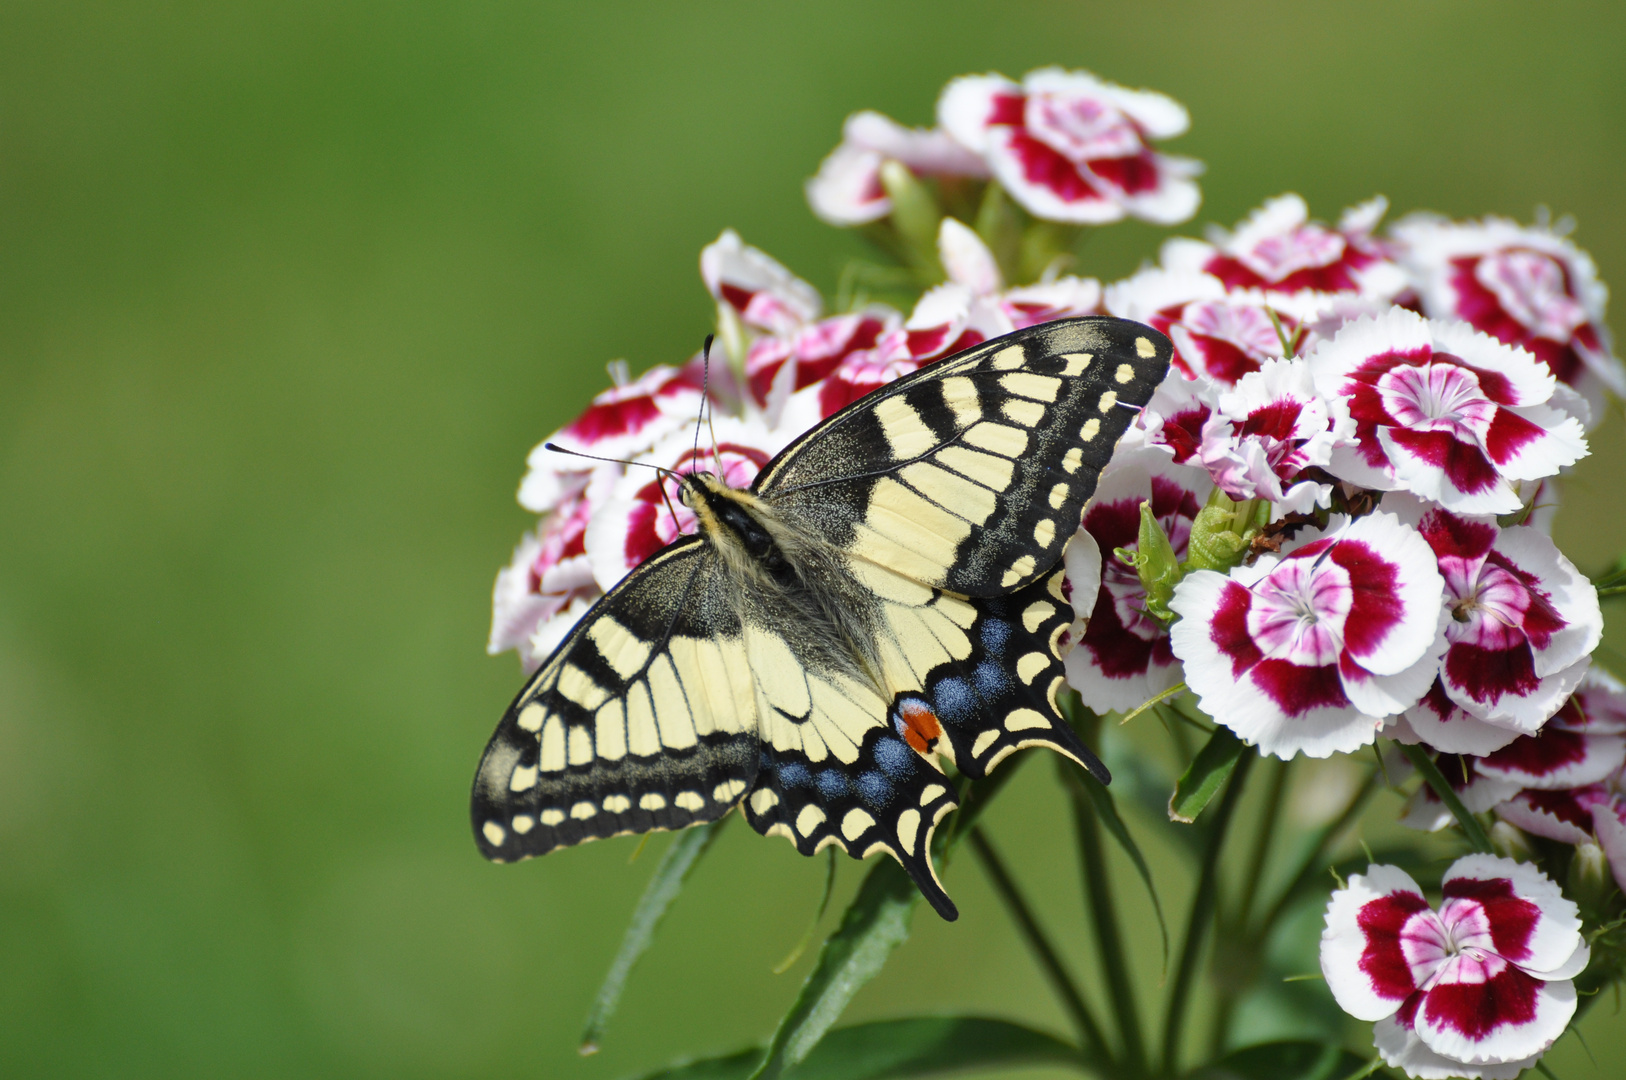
{"left": 805, "top": 110, "right": 989, "bottom": 227}
{"left": 701, "top": 229, "right": 824, "bottom": 337}
{"left": 1198, "top": 358, "right": 1355, "bottom": 515}
{"left": 1488, "top": 671, "right": 1626, "bottom": 894}
{"left": 1309, "top": 309, "right": 1588, "bottom": 515}
{"left": 1121, "top": 367, "right": 1218, "bottom": 465}
{"left": 1170, "top": 512, "right": 1447, "bottom": 759}
{"left": 1321, "top": 855, "right": 1588, "bottom": 1078}
{"left": 1387, "top": 494, "right": 1602, "bottom": 753}
{"left": 938, "top": 67, "right": 1200, "bottom": 225}
{"left": 1063, "top": 448, "right": 1212, "bottom": 712}
{"left": 1162, "top": 194, "right": 1408, "bottom": 302}
{"left": 490, "top": 467, "right": 616, "bottom": 671}
{"left": 1393, "top": 213, "right": 1623, "bottom": 422}
{"left": 585, "top": 417, "right": 789, "bottom": 591}
{"left": 1105, "top": 268, "right": 1317, "bottom": 386}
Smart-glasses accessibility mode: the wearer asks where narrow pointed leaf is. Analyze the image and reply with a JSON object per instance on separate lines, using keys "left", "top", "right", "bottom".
{"left": 1065, "top": 768, "right": 1169, "bottom": 975}
{"left": 1187, "top": 1039, "right": 1370, "bottom": 1080}
{"left": 631, "top": 1016, "right": 1086, "bottom": 1080}
{"left": 747, "top": 860, "right": 920, "bottom": 1080}
{"left": 1169, "top": 726, "right": 1246, "bottom": 823}
{"left": 580, "top": 820, "right": 724, "bottom": 1053}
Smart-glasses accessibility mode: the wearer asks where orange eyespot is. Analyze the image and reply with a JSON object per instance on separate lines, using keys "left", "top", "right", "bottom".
{"left": 897, "top": 699, "right": 943, "bottom": 755}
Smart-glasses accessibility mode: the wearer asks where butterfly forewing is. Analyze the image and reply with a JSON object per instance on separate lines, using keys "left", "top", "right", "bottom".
{"left": 472, "top": 537, "right": 760, "bottom": 861}
{"left": 754, "top": 318, "right": 1171, "bottom": 596}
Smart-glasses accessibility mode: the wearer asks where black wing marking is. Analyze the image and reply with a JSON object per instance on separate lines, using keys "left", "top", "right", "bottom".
{"left": 741, "top": 718, "right": 961, "bottom": 921}
{"left": 753, "top": 317, "right": 1171, "bottom": 596}
{"left": 471, "top": 536, "right": 759, "bottom": 861}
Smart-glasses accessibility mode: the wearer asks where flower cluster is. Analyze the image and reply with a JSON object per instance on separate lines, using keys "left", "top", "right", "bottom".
{"left": 491, "top": 64, "right": 1622, "bottom": 1079}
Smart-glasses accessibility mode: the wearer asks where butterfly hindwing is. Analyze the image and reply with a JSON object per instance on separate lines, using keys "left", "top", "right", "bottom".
{"left": 754, "top": 317, "right": 1172, "bottom": 597}
{"left": 472, "top": 537, "right": 760, "bottom": 861}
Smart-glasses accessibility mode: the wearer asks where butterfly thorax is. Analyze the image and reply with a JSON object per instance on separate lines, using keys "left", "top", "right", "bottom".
{"left": 680, "top": 471, "right": 888, "bottom": 696}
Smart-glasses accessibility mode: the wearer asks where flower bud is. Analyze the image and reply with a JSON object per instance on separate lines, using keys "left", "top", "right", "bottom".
{"left": 1125, "top": 499, "right": 1181, "bottom": 622}
{"left": 1490, "top": 820, "right": 1533, "bottom": 861}
{"left": 1568, "top": 841, "right": 1612, "bottom": 914}
{"left": 878, "top": 160, "right": 943, "bottom": 275}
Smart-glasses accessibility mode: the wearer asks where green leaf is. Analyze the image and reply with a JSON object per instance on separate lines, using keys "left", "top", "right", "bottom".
{"left": 1187, "top": 1040, "right": 1370, "bottom": 1080}
{"left": 630, "top": 1016, "right": 1085, "bottom": 1080}
{"left": 1065, "top": 768, "right": 1170, "bottom": 976}
{"left": 580, "top": 821, "right": 724, "bottom": 1053}
{"left": 747, "top": 859, "right": 920, "bottom": 1080}
{"left": 1169, "top": 726, "right": 1247, "bottom": 824}
{"left": 1395, "top": 743, "right": 1494, "bottom": 854}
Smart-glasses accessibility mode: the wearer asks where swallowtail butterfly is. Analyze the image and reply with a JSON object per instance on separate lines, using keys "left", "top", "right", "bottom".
{"left": 472, "top": 317, "right": 1171, "bottom": 920}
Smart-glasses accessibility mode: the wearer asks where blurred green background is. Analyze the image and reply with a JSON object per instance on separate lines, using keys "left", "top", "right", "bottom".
{"left": 3, "top": 2, "right": 1624, "bottom": 1077}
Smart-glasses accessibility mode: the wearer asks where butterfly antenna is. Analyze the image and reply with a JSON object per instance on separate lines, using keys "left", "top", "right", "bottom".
{"left": 542, "top": 442, "right": 677, "bottom": 480}
{"left": 544, "top": 442, "right": 687, "bottom": 534}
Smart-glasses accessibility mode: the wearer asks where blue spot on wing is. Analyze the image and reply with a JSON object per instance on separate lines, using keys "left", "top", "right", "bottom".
{"left": 816, "top": 769, "right": 850, "bottom": 799}
{"left": 873, "top": 737, "right": 915, "bottom": 778}
{"left": 980, "top": 618, "right": 1012, "bottom": 658}
{"left": 778, "top": 762, "right": 812, "bottom": 789}
{"left": 975, "top": 661, "right": 1012, "bottom": 698}
{"left": 857, "top": 771, "right": 893, "bottom": 807}
{"left": 933, "top": 677, "right": 975, "bottom": 725}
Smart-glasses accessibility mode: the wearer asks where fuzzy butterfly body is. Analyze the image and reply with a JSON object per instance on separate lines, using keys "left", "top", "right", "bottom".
{"left": 472, "top": 316, "right": 1172, "bottom": 919}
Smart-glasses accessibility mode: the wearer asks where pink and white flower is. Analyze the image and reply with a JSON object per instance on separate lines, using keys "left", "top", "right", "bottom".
{"left": 938, "top": 67, "right": 1201, "bottom": 225}
{"left": 1198, "top": 359, "right": 1355, "bottom": 514}
{"left": 489, "top": 468, "right": 616, "bottom": 671}
{"left": 701, "top": 229, "right": 823, "bottom": 336}
{"left": 1162, "top": 194, "right": 1408, "bottom": 301}
{"left": 1106, "top": 268, "right": 1311, "bottom": 386}
{"left": 1386, "top": 494, "right": 1601, "bottom": 750}
{"left": 1393, "top": 213, "right": 1623, "bottom": 421}
{"left": 806, "top": 110, "right": 989, "bottom": 226}
{"left": 1170, "top": 512, "right": 1448, "bottom": 759}
{"left": 585, "top": 417, "right": 789, "bottom": 590}
{"left": 1064, "top": 449, "right": 1212, "bottom": 712}
{"left": 515, "top": 361, "right": 708, "bottom": 515}
{"left": 1121, "top": 368, "right": 1218, "bottom": 465}
{"left": 1309, "top": 309, "right": 1588, "bottom": 515}
{"left": 742, "top": 307, "right": 901, "bottom": 421}
{"left": 1321, "top": 855, "right": 1588, "bottom": 1078}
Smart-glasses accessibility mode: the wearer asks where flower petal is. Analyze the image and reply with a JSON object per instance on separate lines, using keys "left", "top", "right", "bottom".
{"left": 1320, "top": 864, "right": 1432, "bottom": 1021}
{"left": 1375, "top": 1014, "right": 1537, "bottom": 1080}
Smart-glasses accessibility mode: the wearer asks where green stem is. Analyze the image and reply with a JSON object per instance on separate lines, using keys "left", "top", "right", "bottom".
{"left": 1237, "top": 756, "right": 1291, "bottom": 929}
{"left": 1397, "top": 743, "right": 1495, "bottom": 854}
{"left": 1254, "top": 767, "right": 1378, "bottom": 937}
{"left": 968, "top": 827, "right": 1111, "bottom": 1064}
{"left": 1067, "top": 771, "right": 1147, "bottom": 1076}
{"left": 1208, "top": 755, "right": 1291, "bottom": 1057}
{"left": 1162, "top": 751, "right": 1253, "bottom": 1074}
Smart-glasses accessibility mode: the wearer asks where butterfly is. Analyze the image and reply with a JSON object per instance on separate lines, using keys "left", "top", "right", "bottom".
{"left": 472, "top": 316, "right": 1172, "bottom": 920}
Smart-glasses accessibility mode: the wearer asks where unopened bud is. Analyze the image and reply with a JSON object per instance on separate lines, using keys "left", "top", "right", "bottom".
{"left": 1131, "top": 500, "right": 1181, "bottom": 621}
{"left": 1490, "top": 821, "right": 1533, "bottom": 861}
{"left": 1568, "top": 841, "right": 1611, "bottom": 913}
{"left": 878, "top": 160, "right": 942, "bottom": 275}
{"left": 1184, "top": 489, "right": 1262, "bottom": 574}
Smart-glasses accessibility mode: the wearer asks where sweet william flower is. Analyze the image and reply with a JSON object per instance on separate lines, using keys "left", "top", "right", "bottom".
{"left": 701, "top": 228, "right": 823, "bottom": 337}
{"left": 1064, "top": 448, "right": 1212, "bottom": 713}
{"left": 1119, "top": 367, "right": 1217, "bottom": 465}
{"left": 938, "top": 67, "right": 1201, "bottom": 225}
{"left": 1309, "top": 309, "right": 1588, "bottom": 515}
{"left": 1170, "top": 511, "right": 1448, "bottom": 759}
{"left": 805, "top": 110, "right": 989, "bottom": 227}
{"left": 1321, "top": 855, "right": 1588, "bottom": 1079}
{"left": 1198, "top": 358, "right": 1355, "bottom": 515}
{"left": 1385, "top": 493, "right": 1601, "bottom": 750}
{"left": 585, "top": 417, "right": 789, "bottom": 591}
{"left": 1162, "top": 193, "right": 1409, "bottom": 302}
{"left": 1105, "top": 268, "right": 1323, "bottom": 386}
{"left": 1394, "top": 213, "right": 1623, "bottom": 422}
